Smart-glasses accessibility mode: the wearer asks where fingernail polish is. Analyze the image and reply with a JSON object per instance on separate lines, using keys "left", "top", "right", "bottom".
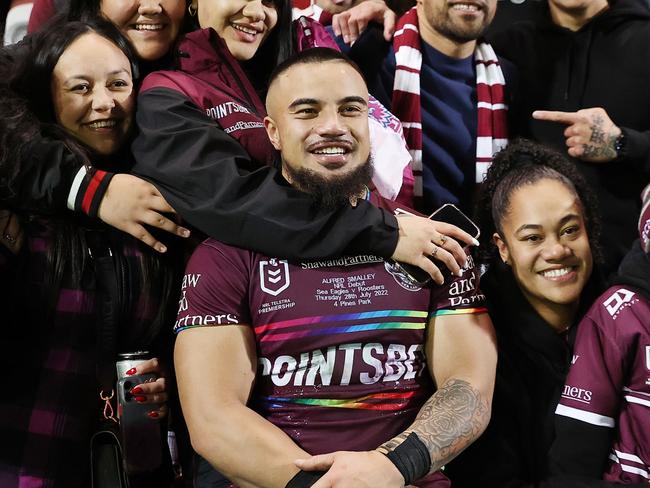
{"left": 147, "top": 411, "right": 159, "bottom": 419}
{"left": 135, "top": 396, "right": 146, "bottom": 403}
{"left": 472, "top": 238, "right": 480, "bottom": 247}
{"left": 125, "top": 368, "right": 137, "bottom": 376}
{"left": 181, "top": 229, "right": 190, "bottom": 237}
{"left": 158, "top": 245, "right": 167, "bottom": 253}
{"left": 131, "top": 386, "right": 143, "bottom": 395}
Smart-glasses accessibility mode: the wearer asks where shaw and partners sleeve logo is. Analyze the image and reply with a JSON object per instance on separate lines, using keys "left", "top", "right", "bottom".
{"left": 603, "top": 288, "right": 636, "bottom": 319}
{"left": 260, "top": 259, "right": 291, "bottom": 296}
{"left": 174, "top": 272, "right": 241, "bottom": 331}
{"left": 562, "top": 384, "right": 593, "bottom": 404}
{"left": 177, "top": 273, "right": 201, "bottom": 314}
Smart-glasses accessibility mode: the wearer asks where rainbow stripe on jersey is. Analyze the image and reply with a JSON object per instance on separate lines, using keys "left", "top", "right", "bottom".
{"left": 255, "top": 309, "right": 428, "bottom": 342}
{"left": 432, "top": 307, "right": 487, "bottom": 317}
{"left": 261, "top": 390, "right": 423, "bottom": 411}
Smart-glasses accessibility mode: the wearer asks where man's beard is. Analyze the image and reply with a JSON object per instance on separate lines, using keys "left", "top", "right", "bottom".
{"left": 431, "top": 8, "right": 490, "bottom": 44}
{"left": 284, "top": 157, "right": 374, "bottom": 212}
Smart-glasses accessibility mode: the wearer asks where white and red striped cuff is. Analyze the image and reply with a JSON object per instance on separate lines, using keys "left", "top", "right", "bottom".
{"left": 66, "top": 166, "right": 115, "bottom": 217}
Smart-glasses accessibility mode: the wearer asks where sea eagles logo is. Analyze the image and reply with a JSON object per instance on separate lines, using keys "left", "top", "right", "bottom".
{"left": 384, "top": 261, "right": 422, "bottom": 292}
{"left": 259, "top": 259, "right": 291, "bottom": 296}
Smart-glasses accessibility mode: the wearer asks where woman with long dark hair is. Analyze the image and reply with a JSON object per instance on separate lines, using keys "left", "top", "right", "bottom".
{"left": 0, "top": 18, "right": 175, "bottom": 487}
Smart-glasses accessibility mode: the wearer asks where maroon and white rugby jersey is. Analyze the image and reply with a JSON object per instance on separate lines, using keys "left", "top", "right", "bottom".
{"left": 175, "top": 196, "right": 486, "bottom": 487}
{"left": 555, "top": 286, "right": 650, "bottom": 483}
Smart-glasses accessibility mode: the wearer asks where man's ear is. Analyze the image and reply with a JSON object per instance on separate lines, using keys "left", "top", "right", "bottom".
{"left": 493, "top": 232, "right": 510, "bottom": 265}
{"left": 264, "top": 116, "right": 281, "bottom": 150}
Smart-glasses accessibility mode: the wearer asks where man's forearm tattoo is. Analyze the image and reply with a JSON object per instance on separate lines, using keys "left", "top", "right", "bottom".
{"left": 378, "top": 379, "right": 489, "bottom": 473}
{"left": 583, "top": 114, "right": 617, "bottom": 159}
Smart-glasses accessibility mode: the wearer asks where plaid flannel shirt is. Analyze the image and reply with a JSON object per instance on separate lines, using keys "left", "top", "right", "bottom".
{"left": 0, "top": 223, "right": 166, "bottom": 488}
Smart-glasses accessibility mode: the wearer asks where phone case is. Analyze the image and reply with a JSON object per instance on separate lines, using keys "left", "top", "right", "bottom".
{"left": 395, "top": 204, "right": 480, "bottom": 286}
{"left": 116, "top": 374, "right": 163, "bottom": 474}
{"left": 428, "top": 204, "right": 480, "bottom": 240}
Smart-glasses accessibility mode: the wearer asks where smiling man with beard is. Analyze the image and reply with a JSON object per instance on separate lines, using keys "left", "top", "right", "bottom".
{"left": 173, "top": 48, "right": 496, "bottom": 488}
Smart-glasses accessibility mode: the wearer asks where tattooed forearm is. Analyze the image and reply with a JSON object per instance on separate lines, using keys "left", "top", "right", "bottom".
{"left": 583, "top": 114, "right": 618, "bottom": 160}
{"left": 378, "top": 378, "right": 490, "bottom": 472}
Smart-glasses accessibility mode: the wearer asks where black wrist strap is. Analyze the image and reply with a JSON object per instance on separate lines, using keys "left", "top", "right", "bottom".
{"left": 384, "top": 433, "right": 431, "bottom": 485}
{"left": 285, "top": 470, "right": 326, "bottom": 488}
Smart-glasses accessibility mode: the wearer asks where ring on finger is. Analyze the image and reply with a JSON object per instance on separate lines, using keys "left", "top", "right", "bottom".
{"left": 431, "top": 245, "right": 439, "bottom": 258}
{"left": 439, "top": 235, "right": 447, "bottom": 247}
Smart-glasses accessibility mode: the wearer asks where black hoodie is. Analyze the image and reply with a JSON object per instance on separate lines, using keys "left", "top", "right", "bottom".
{"left": 490, "top": 0, "right": 650, "bottom": 278}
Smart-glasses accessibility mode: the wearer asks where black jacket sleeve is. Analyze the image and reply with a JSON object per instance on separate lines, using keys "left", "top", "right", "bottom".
{"left": 620, "top": 126, "right": 650, "bottom": 176}
{"left": 549, "top": 416, "right": 614, "bottom": 479}
{"left": 130, "top": 87, "right": 399, "bottom": 261}
{"left": 1, "top": 135, "right": 79, "bottom": 214}
{"left": 0, "top": 135, "right": 114, "bottom": 218}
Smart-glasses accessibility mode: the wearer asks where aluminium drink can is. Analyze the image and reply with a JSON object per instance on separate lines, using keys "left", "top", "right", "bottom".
{"left": 116, "top": 350, "right": 150, "bottom": 379}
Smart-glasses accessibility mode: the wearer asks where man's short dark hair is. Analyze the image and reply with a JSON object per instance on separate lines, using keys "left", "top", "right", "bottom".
{"left": 267, "top": 47, "right": 366, "bottom": 92}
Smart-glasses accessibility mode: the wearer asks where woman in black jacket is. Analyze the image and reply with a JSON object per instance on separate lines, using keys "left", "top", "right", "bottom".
{"left": 445, "top": 139, "right": 626, "bottom": 488}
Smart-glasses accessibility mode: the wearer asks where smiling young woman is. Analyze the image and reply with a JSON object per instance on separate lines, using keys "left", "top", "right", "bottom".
{"left": 492, "top": 176, "right": 594, "bottom": 333}
{"left": 127, "top": 0, "right": 408, "bottom": 263}
{"left": 445, "top": 139, "right": 609, "bottom": 488}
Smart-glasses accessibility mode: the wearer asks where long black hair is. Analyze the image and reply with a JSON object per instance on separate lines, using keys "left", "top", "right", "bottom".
{"left": 0, "top": 18, "right": 172, "bottom": 345}
{"left": 476, "top": 139, "right": 602, "bottom": 264}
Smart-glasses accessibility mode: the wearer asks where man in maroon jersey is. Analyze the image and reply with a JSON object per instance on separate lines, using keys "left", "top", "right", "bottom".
{"left": 174, "top": 48, "right": 496, "bottom": 488}
{"left": 550, "top": 183, "right": 650, "bottom": 484}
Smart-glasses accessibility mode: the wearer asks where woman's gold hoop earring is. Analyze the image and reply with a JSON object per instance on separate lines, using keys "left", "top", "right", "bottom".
{"left": 188, "top": 3, "right": 197, "bottom": 16}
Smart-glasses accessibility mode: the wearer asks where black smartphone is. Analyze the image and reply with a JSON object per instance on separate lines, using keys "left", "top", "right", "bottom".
{"left": 394, "top": 204, "right": 480, "bottom": 286}
{"left": 116, "top": 373, "right": 163, "bottom": 474}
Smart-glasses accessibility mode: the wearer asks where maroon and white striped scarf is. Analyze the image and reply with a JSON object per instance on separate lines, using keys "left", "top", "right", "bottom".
{"left": 391, "top": 7, "right": 508, "bottom": 200}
